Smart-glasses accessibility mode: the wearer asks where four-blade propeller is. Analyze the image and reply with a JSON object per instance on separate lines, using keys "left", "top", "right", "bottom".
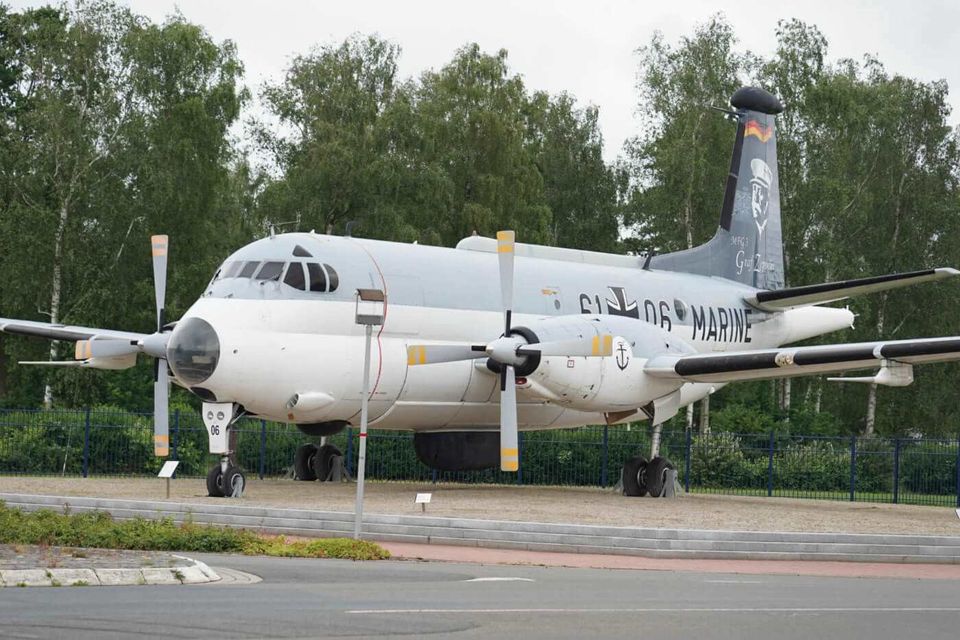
{"left": 406, "top": 230, "right": 613, "bottom": 472}
{"left": 71, "top": 235, "right": 172, "bottom": 457}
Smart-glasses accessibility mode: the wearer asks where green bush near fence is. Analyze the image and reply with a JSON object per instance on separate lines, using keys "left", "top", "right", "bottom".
{"left": 0, "top": 407, "right": 957, "bottom": 507}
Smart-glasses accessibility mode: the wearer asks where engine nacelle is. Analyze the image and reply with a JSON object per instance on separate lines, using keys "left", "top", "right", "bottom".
{"left": 516, "top": 315, "right": 694, "bottom": 414}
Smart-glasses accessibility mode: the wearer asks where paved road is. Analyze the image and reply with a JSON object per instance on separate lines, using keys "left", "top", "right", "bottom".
{"left": 2, "top": 554, "right": 960, "bottom": 639}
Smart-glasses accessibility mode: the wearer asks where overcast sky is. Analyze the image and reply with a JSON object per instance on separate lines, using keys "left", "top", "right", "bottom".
{"left": 12, "top": 0, "right": 960, "bottom": 162}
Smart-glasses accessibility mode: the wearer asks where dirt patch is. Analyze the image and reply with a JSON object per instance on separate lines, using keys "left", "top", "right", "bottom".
{"left": 2, "top": 476, "right": 959, "bottom": 536}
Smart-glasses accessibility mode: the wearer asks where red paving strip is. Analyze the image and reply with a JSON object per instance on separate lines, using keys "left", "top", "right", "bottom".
{"left": 379, "top": 542, "right": 960, "bottom": 580}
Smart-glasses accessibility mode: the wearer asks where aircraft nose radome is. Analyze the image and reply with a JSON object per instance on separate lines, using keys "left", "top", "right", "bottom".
{"left": 166, "top": 317, "right": 221, "bottom": 386}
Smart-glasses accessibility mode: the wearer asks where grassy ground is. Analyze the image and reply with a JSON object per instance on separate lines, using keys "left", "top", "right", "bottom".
{"left": 0, "top": 501, "right": 389, "bottom": 560}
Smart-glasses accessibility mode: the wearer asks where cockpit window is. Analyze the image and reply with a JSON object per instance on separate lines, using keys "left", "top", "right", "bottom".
{"left": 324, "top": 263, "right": 339, "bottom": 292}
{"left": 238, "top": 261, "right": 260, "bottom": 278}
{"left": 293, "top": 245, "right": 313, "bottom": 258}
{"left": 283, "top": 262, "right": 306, "bottom": 290}
{"left": 307, "top": 263, "right": 327, "bottom": 292}
{"left": 256, "top": 261, "right": 285, "bottom": 281}
{"left": 223, "top": 261, "right": 243, "bottom": 278}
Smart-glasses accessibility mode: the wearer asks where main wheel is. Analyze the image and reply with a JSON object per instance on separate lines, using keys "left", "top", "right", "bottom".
{"left": 646, "top": 456, "right": 676, "bottom": 497}
{"left": 206, "top": 464, "right": 225, "bottom": 497}
{"left": 224, "top": 467, "right": 246, "bottom": 498}
{"left": 294, "top": 443, "right": 319, "bottom": 481}
{"left": 621, "top": 456, "right": 648, "bottom": 497}
{"left": 312, "top": 443, "right": 343, "bottom": 481}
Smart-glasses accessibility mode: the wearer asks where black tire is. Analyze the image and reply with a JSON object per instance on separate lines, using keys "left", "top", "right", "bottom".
{"left": 312, "top": 444, "right": 343, "bottom": 481}
{"left": 206, "top": 464, "right": 225, "bottom": 498}
{"left": 294, "top": 444, "right": 318, "bottom": 481}
{"left": 646, "top": 456, "right": 675, "bottom": 497}
{"left": 224, "top": 466, "right": 246, "bottom": 498}
{"left": 621, "top": 456, "right": 648, "bottom": 497}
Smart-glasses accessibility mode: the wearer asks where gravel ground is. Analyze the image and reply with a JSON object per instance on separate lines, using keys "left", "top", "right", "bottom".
{"left": 2, "top": 476, "right": 960, "bottom": 536}
{"left": 0, "top": 544, "right": 189, "bottom": 570}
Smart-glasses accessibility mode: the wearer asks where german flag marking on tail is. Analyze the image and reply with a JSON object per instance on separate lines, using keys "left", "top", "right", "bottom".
{"left": 744, "top": 119, "right": 772, "bottom": 142}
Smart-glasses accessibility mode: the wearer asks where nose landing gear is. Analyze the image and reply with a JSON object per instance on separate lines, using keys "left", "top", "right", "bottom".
{"left": 202, "top": 401, "right": 246, "bottom": 498}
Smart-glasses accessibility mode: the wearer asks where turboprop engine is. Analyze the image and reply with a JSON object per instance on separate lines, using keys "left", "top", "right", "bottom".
{"left": 507, "top": 314, "right": 694, "bottom": 419}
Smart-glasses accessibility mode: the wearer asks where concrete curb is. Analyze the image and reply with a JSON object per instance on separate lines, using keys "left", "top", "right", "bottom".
{"left": 2, "top": 492, "right": 960, "bottom": 564}
{"left": 0, "top": 554, "right": 219, "bottom": 588}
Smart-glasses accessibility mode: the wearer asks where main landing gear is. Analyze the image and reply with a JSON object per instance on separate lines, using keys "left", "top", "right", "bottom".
{"left": 622, "top": 455, "right": 676, "bottom": 498}
{"left": 293, "top": 442, "right": 344, "bottom": 482}
{"left": 202, "top": 401, "right": 246, "bottom": 498}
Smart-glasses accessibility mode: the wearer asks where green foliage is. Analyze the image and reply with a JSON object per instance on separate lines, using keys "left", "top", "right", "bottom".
{"left": 0, "top": 501, "right": 389, "bottom": 559}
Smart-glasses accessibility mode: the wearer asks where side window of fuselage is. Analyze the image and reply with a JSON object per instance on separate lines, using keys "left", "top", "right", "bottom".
{"left": 284, "top": 262, "right": 306, "bottom": 290}
{"left": 307, "top": 263, "right": 327, "bottom": 292}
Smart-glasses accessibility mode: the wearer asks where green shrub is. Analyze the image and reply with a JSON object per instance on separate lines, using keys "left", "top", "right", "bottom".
{"left": 0, "top": 502, "right": 389, "bottom": 559}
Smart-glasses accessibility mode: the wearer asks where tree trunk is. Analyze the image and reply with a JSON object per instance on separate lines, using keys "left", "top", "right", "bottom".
{"left": 783, "top": 378, "right": 791, "bottom": 423}
{"left": 700, "top": 395, "right": 710, "bottom": 434}
{"left": 686, "top": 403, "right": 694, "bottom": 430}
{"left": 864, "top": 382, "right": 878, "bottom": 436}
{"left": 44, "top": 200, "right": 70, "bottom": 408}
{"left": 0, "top": 336, "right": 7, "bottom": 399}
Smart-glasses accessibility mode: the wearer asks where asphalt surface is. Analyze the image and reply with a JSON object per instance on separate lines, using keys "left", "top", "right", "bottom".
{"left": 2, "top": 554, "right": 960, "bottom": 639}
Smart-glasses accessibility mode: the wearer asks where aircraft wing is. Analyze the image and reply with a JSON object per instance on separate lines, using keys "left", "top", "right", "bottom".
{"left": 0, "top": 317, "right": 147, "bottom": 343}
{"left": 644, "top": 336, "right": 960, "bottom": 384}
{"left": 744, "top": 268, "right": 959, "bottom": 312}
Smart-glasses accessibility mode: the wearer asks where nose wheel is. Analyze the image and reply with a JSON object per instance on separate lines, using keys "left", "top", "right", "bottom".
{"left": 202, "top": 401, "right": 246, "bottom": 498}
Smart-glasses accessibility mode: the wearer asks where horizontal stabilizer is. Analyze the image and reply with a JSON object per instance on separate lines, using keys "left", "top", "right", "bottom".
{"left": 645, "top": 336, "right": 960, "bottom": 384}
{"left": 745, "top": 268, "right": 959, "bottom": 311}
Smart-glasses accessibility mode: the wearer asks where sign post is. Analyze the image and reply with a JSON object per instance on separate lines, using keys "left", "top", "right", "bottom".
{"left": 158, "top": 460, "right": 180, "bottom": 499}
{"left": 353, "top": 289, "right": 385, "bottom": 540}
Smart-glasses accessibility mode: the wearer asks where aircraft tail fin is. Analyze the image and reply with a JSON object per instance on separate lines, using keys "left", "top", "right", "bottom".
{"left": 650, "top": 86, "right": 785, "bottom": 290}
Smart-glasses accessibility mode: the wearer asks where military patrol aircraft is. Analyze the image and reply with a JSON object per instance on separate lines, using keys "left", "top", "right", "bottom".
{"left": 3, "top": 86, "right": 959, "bottom": 498}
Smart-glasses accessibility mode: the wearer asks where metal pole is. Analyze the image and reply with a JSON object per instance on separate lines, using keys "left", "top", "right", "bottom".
{"left": 601, "top": 425, "right": 609, "bottom": 486}
{"left": 516, "top": 432, "right": 523, "bottom": 485}
{"left": 767, "top": 431, "right": 775, "bottom": 498}
{"left": 353, "top": 324, "right": 373, "bottom": 540}
{"left": 82, "top": 407, "right": 91, "bottom": 478}
{"left": 849, "top": 435, "right": 857, "bottom": 502}
{"left": 684, "top": 427, "right": 692, "bottom": 494}
{"left": 892, "top": 438, "right": 901, "bottom": 504}
{"left": 172, "top": 409, "right": 179, "bottom": 469}
{"left": 955, "top": 433, "right": 960, "bottom": 510}
{"left": 259, "top": 419, "right": 267, "bottom": 480}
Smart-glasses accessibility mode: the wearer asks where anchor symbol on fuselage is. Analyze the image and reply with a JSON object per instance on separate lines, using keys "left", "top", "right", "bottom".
{"left": 615, "top": 342, "right": 630, "bottom": 371}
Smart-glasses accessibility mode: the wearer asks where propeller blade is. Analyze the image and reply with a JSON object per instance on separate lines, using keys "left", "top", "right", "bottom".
{"left": 516, "top": 334, "right": 614, "bottom": 358}
{"left": 154, "top": 359, "right": 169, "bottom": 457}
{"left": 497, "top": 230, "right": 515, "bottom": 334}
{"left": 75, "top": 339, "right": 138, "bottom": 360}
{"left": 151, "top": 235, "right": 168, "bottom": 331}
{"left": 500, "top": 365, "right": 519, "bottom": 472}
{"left": 406, "top": 344, "right": 487, "bottom": 366}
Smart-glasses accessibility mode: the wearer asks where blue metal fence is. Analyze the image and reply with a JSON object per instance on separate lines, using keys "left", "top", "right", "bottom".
{"left": 0, "top": 408, "right": 957, "bottom": 507}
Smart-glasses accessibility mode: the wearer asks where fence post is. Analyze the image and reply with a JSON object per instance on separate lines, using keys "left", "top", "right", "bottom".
{"left": 955, "top": 432, "right": 960, "bottom": 509}
{"left": 767, "top": 431, "right": 775, "bottom": 497}
{"left": 346, "top": 427, "right": 353, "bottom": 475}
{"left": 172, "top": 409, "right": 179, "bottom": 463}
{"left": 259, "top": 420, "right": 267, "bottom": 480}
{"left": 892, "top": 438, "right": 901, "bottom": 504}
{"left": 849, "top": 435, "right": 857, "bottom": 502}
{"left": 684, "top": 427, "right": 692, "bottom": 493}
{"left": 82, "top": 407, "right": 91, "bottom": 478}
{"left": 601, "top": 425, "right": 609, "bottom": 487}
{"left": 517, "top": 432, "right": 524, "bottom": 485}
